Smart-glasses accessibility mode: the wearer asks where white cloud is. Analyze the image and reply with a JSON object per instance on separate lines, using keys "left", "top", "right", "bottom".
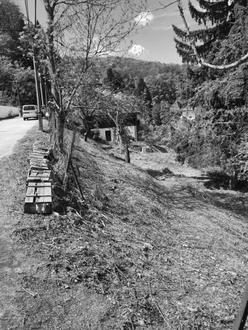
{"left": 128, "top": 44, "right": 145, "bottom": 57}
{"left": 134, "top": 11, "right": 154, "bottom": 26}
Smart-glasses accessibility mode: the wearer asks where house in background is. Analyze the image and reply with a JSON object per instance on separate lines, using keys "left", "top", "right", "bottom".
{"left": 91, "top": 125, "right": 138, "bottom": 142}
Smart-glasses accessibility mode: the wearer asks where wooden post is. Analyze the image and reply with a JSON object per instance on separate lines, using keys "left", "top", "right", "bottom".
{"left": 233, "top": 283, "right": 248, "bottom": 330}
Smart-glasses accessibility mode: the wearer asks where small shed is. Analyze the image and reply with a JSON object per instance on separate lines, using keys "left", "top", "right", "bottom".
{"left": 92, "top": 125, "right": 137, "bottom": 142}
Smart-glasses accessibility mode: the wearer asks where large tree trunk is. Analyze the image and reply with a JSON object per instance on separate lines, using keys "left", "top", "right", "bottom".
{"left": 124, "top": 144, "right": 130, "bottom": 163}
{"left": 44, "top": 0, "right": 63, "bottom": 152}
{"left": 241, "top": 5, "right": 248, "bottom": 106}
{"left": 49, "top": 110, "right": 56, "bottom": 147}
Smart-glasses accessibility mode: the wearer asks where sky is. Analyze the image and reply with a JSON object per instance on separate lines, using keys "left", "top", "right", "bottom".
{"left": 14, "top": 0, "right": 196, "bottom": 64}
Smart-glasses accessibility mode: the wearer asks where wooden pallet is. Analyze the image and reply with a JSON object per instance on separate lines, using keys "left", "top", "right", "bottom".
{"left": 24, "top": 143, "right": 53, "bottom": 214}
{"left": 24, "top": 182, "right": 52, "bottom": 214}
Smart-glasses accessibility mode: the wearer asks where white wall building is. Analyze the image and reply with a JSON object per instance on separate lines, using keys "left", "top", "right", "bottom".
{"left": 91, "top": 125, "right": 137, "bottom": 142}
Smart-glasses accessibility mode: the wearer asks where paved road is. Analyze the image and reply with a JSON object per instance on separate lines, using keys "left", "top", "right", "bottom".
{"left": 0, "top": 117, "right": 37, "bottom": 159}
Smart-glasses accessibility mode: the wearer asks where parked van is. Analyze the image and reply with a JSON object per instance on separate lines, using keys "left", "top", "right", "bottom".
{"left": 22, "top": 105, "right": 38, "bottom": 120}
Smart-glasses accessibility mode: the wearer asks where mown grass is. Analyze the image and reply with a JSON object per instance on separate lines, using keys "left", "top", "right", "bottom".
{"left": 12, "top": 133, "right": 248, "bottom": 329}
{"left": 0, "top": 105, "right": 19, "bottom": 119}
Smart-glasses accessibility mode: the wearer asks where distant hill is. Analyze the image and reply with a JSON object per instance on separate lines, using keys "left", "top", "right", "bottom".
{"left": 96, "top": 56, "right": 184, "bottom": 80}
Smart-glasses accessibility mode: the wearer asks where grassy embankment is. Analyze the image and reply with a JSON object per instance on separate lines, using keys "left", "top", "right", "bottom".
{"left": 0, "top": 105, "right": 19, "bottom": 119}
{"left": 10, "top": 130, "right": 248, "bottom": 329}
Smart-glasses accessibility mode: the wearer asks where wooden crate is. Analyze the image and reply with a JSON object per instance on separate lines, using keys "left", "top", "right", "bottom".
{"left": 24, "top": 182, "right": 52, "bottom": 214}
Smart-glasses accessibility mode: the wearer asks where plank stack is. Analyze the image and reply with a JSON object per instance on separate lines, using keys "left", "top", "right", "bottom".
{"left": 24, "top": 144, "right": 52, "bottom": 214}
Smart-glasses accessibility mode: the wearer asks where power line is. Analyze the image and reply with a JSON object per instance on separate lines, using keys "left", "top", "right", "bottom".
{"left": 151, "top": 0, "right": 178, "bottom": 13}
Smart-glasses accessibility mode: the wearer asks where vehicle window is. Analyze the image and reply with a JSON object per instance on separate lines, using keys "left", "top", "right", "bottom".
{"left": 23, "top": 105, "right": 36, "bottom": 110}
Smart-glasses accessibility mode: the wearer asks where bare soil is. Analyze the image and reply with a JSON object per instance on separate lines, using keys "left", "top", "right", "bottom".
{"left": 1, "top": 131, "right": 248, "bottom": 329}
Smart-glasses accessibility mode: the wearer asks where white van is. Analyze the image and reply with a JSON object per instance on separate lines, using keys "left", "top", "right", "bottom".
{"left": 22, "top": 105, "right": 38, "bottom": 120}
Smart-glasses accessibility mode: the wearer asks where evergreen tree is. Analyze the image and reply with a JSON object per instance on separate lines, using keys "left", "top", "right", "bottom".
{"left": 103, "top": 67, "right": 125, "bottom": 91}
{"left": 172, "top": 0, "right": 236, "bottom": 64}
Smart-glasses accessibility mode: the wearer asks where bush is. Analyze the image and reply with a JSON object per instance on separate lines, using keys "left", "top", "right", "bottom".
{"left": 168, "top": 106, "right": 248, "bottom": 188}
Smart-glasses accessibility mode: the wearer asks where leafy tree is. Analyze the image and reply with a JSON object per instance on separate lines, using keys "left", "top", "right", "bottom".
{"left": 102, "top": 91, "right": 140, "bottom": 163}
{"left": 0, "top": 56, "right": 36, "bottom": 105}
{"left": 69, "top": 74, "right": 105, "bottom": 141}
{"left": 42, "top": 0, "right": 145, "bottom": 153}
{"left": 0, "top": 56, "right": 14, "bottom": 103}
{"left": 12, "top": 66, "right": 36, "bottom": 106}
{"left": 0, "top": 0, "right": 28, "bottom": 65}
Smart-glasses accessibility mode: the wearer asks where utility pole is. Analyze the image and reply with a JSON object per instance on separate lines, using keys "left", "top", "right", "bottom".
{"left": 25, "top": 0, "right": 43, "bottom": 131}
{"left": 33, "top": 54, "right": 43, "bottom": 131}
{"left": 34, "top": 0, "right": 43, "bottom": 131}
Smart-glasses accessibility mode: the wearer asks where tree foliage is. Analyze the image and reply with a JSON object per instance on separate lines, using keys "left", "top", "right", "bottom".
{"left": 165, "top": 0, "right": 248, "bottom": 184}
{"left": 0, "top": 0, "right": 28, "bottom": 65}
{"left": 42, "top": 0, "right": 146, "bottom": 152}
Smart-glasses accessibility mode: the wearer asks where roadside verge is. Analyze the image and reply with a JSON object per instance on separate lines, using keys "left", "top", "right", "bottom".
{"left": 0, "top": 126, "right": 49, "bottom": 329}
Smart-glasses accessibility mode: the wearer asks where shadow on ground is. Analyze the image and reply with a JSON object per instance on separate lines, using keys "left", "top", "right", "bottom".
{"left": 204, "top": 171, "right": 248, "bottom": 193}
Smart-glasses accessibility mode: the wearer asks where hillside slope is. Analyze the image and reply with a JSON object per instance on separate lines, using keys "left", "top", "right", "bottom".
{"left": 71, "top": 138, "right": 248, "bottom": 328}
{"left": 15, "top": 135, "right": 248, "bottom": 329}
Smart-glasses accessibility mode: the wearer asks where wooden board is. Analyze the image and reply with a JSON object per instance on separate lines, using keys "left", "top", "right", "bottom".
{"left": 30, "top": 166, "right": 49, "bottom": 171}
{"left": 29, "top": 152, "right": 48, "bottom": 157}
{"left": 27, "top": 182, "right": 51, "bottom": 187}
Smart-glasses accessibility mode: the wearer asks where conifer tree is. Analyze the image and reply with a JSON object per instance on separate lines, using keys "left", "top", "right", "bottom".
{"left": 172, "top": 0, "right": 236, "bottom": 63}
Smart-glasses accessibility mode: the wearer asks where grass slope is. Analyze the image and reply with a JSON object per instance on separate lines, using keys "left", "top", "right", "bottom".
{"left": 13, "top": 135, "right": 248, "bottom": 329}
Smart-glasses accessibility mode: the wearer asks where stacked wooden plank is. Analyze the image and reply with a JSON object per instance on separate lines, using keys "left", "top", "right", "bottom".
{"left": 24, "top": 144, "right": 53, "bottom": 214}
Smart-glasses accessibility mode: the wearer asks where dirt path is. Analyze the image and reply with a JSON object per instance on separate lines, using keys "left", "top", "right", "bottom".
{"left": 0, "top": 117, "right": 36, "bottom": 159}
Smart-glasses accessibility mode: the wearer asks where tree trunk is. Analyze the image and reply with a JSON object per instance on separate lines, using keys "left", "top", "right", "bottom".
{"left": 44, "top": 1, "right": 62, "bottom": 152}
{"left": 124, "top": 144, "right": 130, "bottom": 163}
{"left": 242, "top": 6, "right": 248, "bottom": 106}
{"left": 57, "top": 112, "right": 65, "bottom": 153}
{"left": 84, "top": 129, "right": 90, "bottom": 142}
{"left": 49, "top": 110, "right": 56, "bottom": 147}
